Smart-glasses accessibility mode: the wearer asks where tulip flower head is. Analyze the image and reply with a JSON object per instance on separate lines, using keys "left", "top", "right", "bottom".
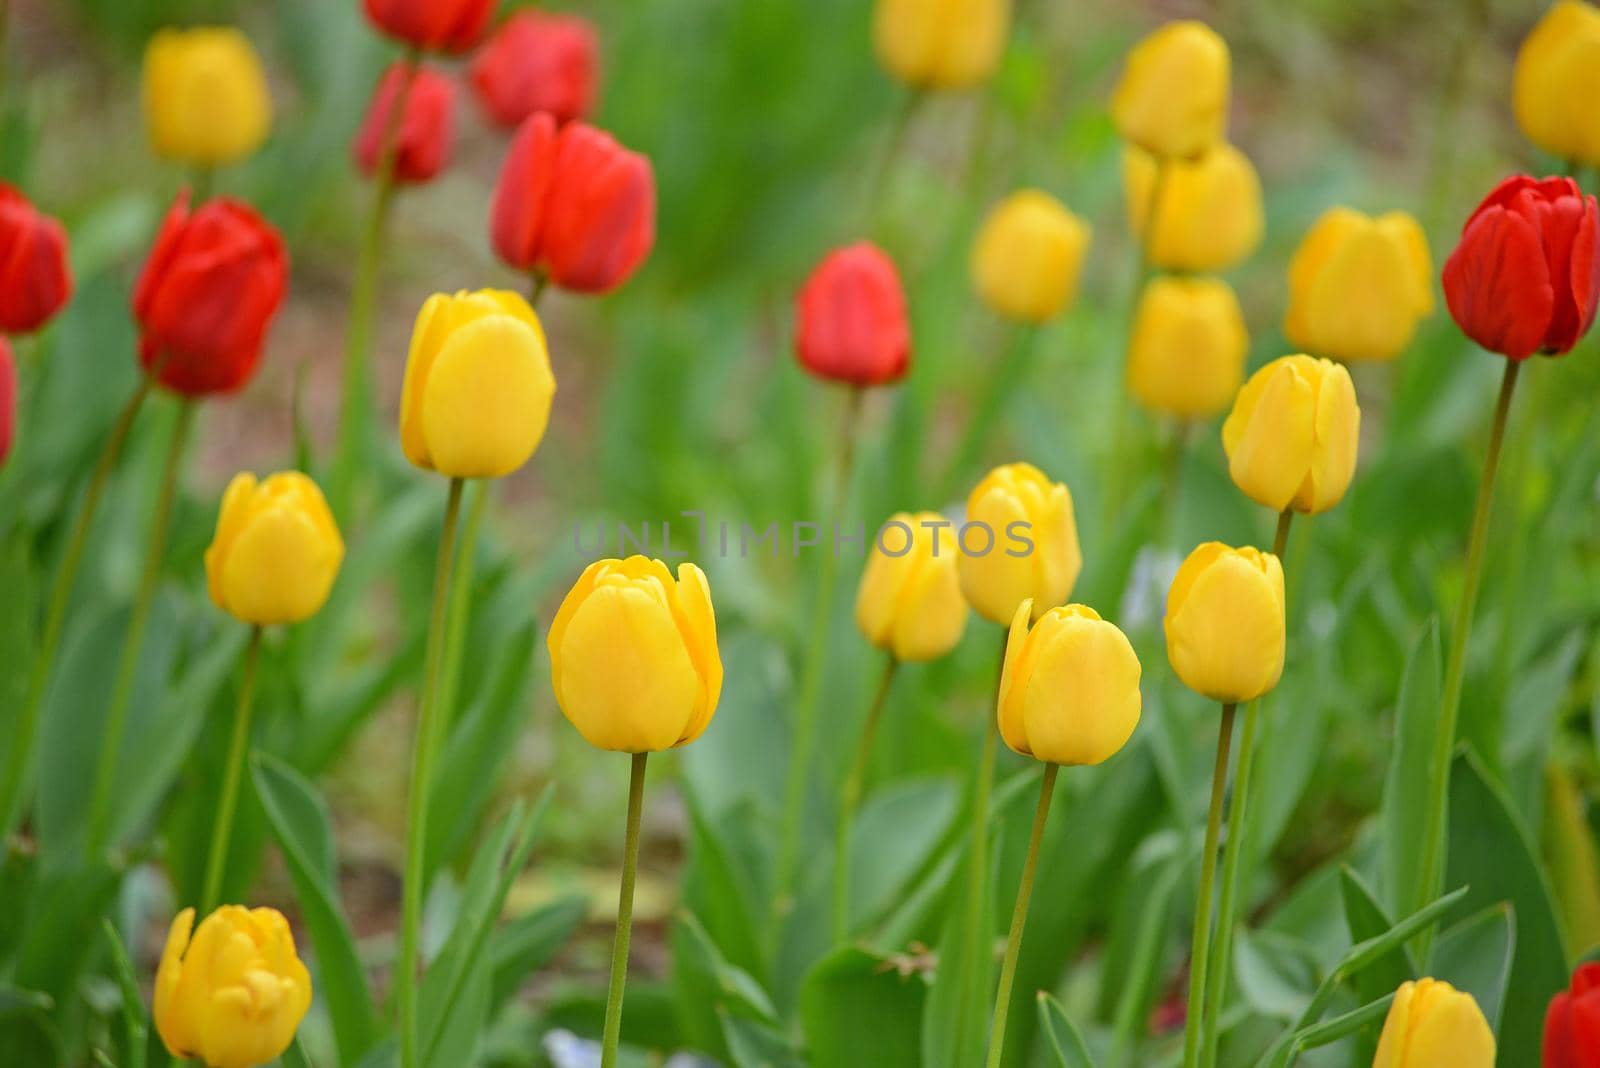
{"left": 399, "top": 289, "right": 556, "bottom": 480}
{"left": 856, "top": 512, "right": 970, "bottom": 661}
{"left": 142, "top": 27, "right": 272, "bottom": 168}
{"left": 970, "top": 190, "right": 1092, "bottom": 324}
{"left": 549, "top": 557, "right": 722, "bottom": 753}
{"left": 206, "top": 472, "right": 344, "bottom": 626}
{"left": 1443, "top": 174, "right": 1599, "bottom": 359}
{"left": 795, "top": 242, "right": 911, "bottom": 386}
{"left": 1222, "top": 354, "right": 1360, "bottom": 515}
{"left": 872, "top": 0, "right": 1013, "bottom": 90}
{"left": 1123, "top": 143, "right": 1263, "bottom": 272}
{"left": 1165, "top": 542, "right": 1285, "bottom": 704}
{"left": 1513, "top": 1, "right": 1600, "bottom": 169}
{"left": 1285, "top": 207, "right": 1434, "bottom": 363}
{"left": 0, "top": 338, "right": 13, "bottom": 467}
{"left": 0, "top": 183, "right": 73, "bottom": 335}
{"left": 363, "top": 0, "right": 494, "bottom": 53}
{"left": 471, "top": 11, "right": 599, "bottom": 128}
{"left": 957, "top": 462, "right": 1081, "bottom": 625}
{"left": 1545, "top": 962, "right": 1600, "bottom": 1068}
{"left": 1373, "top": 978, "right": 1495, "bottom": 1068}
{"left": 353, "top": 62, "right": 457, "bottom": 184}
{"left": 1127, "top": 275, "right": 1248, "bottom": 419}
{"left": 1110, "top": 20, "right": 1230, "bottom": 160}
{"left": 154, "top": 906, "right": 313, "bottom": 1068}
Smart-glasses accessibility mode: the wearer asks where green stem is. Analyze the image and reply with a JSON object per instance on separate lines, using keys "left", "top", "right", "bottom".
{"left": 437, "top": 479, "right": 489, "bottom": 729}
{"left": 1182, "top": 702, "right": 1237, "bottom": 1068}
{"left": 0, "top": 376, "right": 152, "bottom": 836}
{"left": 1160, "top": 419, "right": 1192, "bottom": 544}
{"left": 958, "top": 627, "right": 1008, "bottom": 1060}
{"left": 191, "top": 166, "right": 214, "bottom": 202}
{"left": 985, "top": 762, "right": 1059, "bottom": 1068}
{"left": 601, "top": 752, "right": 648, "bottom": 1068}
{"left": 862, "top": 89, "right": 922, "bottom": 229}
{"left": 832, "top": 654, "right": 900, "bottom": 943}
{"left": 942, "top": 325, "right": 1039, "bottom": 499}
{"left": 85, "top": 400, "right": 194, "bottom": 857}
{"left": 199, "top": 626, "right": 262, "bottom": 915}
{"left": 397, "top": 476, "right": 465, "bottom": 1068}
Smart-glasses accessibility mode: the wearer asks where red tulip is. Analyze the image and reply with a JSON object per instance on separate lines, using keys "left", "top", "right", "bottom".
{"left": 490, "top": 112, "right": 655, "bottom": 294}
{"left": 0, "top": 183, "right": 73, "bottom": 335}
{"left": 353, "top": 62, "right": 457, "bottom": 184}
{"left": 0, "top": 337, "right": 14, "bottom": 467}
{"left": 470, "top": 11, "right": 599, "bottom": 128}
{"left": 132, "top": 192, "right": 288, "bottom": 397}
{"left": 362, "top": 0, "right": 493, "bottom": 53}
{"left": 1442, "top": 174, "right": 1600, "bottom": 359}
{"left": 1546, "top": 962, "right": 1600, "bottom": 1068}
{"left": 794, "top": 242, "right": 910, "bottom": 386}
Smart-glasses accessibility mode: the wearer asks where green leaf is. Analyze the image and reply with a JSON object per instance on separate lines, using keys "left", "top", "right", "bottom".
{"left": 681, "top": 793, "right": 766, "bottom": 985}
{"left": 1338, "top": 866, "right": 1415, "bottom": 1005}
{"left": 1037, "top": 992, "right": 1096, "bottom": 1068}
{"left": 101, "top": 920, "right": 147, "bottom": 1068}
{"left": 720, "top": 1008, "right": 805, "bottom": 1068}
{"left": 1432, "top": 904, "right": 1515, "bottom": 1034}
{"left": 921, "top": 831, "right": 993, "bottom": 1068}
{"left": 488, "top": 895, "right": 588, "bottom": 1009}
{"left": 844, "top": 776, "right": 959, "bottom": 932}
{"left": 1380, "top": 619, "right": 1439, "bottom": 918}
{"left": 671, "top": 911, "right": 779, "bottom": 1060}
{"left": 798, "top": 946, "right": 926, "bottom": 1068}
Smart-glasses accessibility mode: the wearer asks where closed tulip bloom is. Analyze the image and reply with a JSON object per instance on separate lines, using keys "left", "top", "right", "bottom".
{"left": 352, "top": 63, "right": 456, "bottom": 184}
{"left": 205, "top": 472, "right": 343, "bottom": 626}
{"left": 0, "top": 183, "right": 73, "bottom": 334}
{"left": 872, "top": 0, "right": 1012, "bottom": 90}
{"left": 132, "top": 191, "right": 288, "bottom": 396}
{"left": 1127, "top": 275, "right": 1248, "bottom": 418}
{"left": 970, "top": 190, "right": 1092, "bottom": 323}
{"left": 1373, "top": 978, "right": 1495, "bottom": 1068}
{"left": 958, "top": 462, "right": 1081, "bottom": 625}
{"left": 470, "top": 11, "right": 599, "bottom": 128}
{"left": 1124, "top": 143, "right": 1263, "bottom": 272}
{"left": 795, "top": 242, "right": 910, "bottom": 386}
{"left": 1545, "top": 962, "right": 1600, "bottom": 1068}
{"left": 856, "top": 512, "right": 969, "bottom": 661}
{"left": 548, "top": 557, "right": 722, "bottom": 753}
{"left": 1223, "top": 355, "right": 1360, "bottom": 515}
{"left": 1285, "top": 208, "right": 1434, "bottom": 363}
{"left": 154, "top": 906, "right": 312, "bottom": 1068}
{"left": 0, "top": 338, "right": 13, "bottom": 467}
{"left": 142, "top": 27, "right": 272, "bottom": 167}
{"left": 998, "top": 599, "right": 1141, "bottom": 766}
{"left": 491, "top": 113, "right": 656, "bottom": 293}
{"left": 363, "top": 0, "right": 493, "bottom": 53}
{"left": 399, "top": 289, "right": 555, "bottom": 479}
{"left": 1165, "top": 542, "right": 1284, "bottom": 703}
{"left": 1110, "top": 21, "right": 1230, "bottom": 160}
{"left": 1513, "top": 1, "right": 1600, "bottom": 169}
{"left": 1442, "top": 174, "right": 1600, "bottom": 359}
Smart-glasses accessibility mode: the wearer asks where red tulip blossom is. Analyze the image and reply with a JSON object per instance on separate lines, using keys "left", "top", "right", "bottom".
{"left": 362, "top": 0, "right": 493, "bottom": 53}
{"left": 794, "top": 242, "right": 911, "bottom": 386}
{"left": 0, "top": 183, "right": 73, "bottom": 335}
{"left": 470, "top": 11, "right": 599, "bottom": 128}
{"left": 1545, "top": 962, "right": 1600, "bottom": 1068}
{"left": 353, "top": 62, "right": 457, "bottom": 184}
{"left": 0, "top": 337, "right": 14, "bottom": 467}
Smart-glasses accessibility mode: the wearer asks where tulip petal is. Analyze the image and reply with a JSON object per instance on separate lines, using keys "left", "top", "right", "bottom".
{"left": 1443, "top": 204, "right": 1554, "bottom": 359}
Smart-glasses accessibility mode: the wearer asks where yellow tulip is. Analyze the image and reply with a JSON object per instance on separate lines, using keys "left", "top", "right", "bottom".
{"left": 1372, "top": 978, "right": 1496, "bottom": 1068}
{"left": 205, "top": 472, "right": 343, "bottom": 626}
{"left": 548, "top": 556, "right": 722, "bottom": 753}
{"left": 399, "top": 289, "right": 556, "bottom": 479}
{"left": 1222, "top": 354, "right": 1360, "bottom": 515}
{"left": 1110, "top": 20, "right": 1230, "bottom": 160}
{"left": 1513, "top": 0, "right": 1600, "bottom": 168}
{"left": 1285, "top": 207, "right": 1434, "bottom": 363}
{"left": 154, "top": 906, "right": 312, "bottom": 1068}
{"left": 143, "top": 27, "right": 273, "bottom": 167}
{"left": 998, "top": 599, "right": 1141, "bottom": 765}
{"left": 1124, "top": 143, "right": 1263, "bottom": 272}
{"left": 970, "top": 190, "right": 1092, "bottom": 323}
{"left": 957, "top": 462, "right": 1081, "bottom": 626}
{"left": 856, "top": 511, "right": 970, "bottom": 661}
{"left": 873, "top": 0, "right": 1012, "bottom": 90}
{"left": 1127, "top": 275, "right": 1248, "bottom": 418}
{"left": 1164, "top": 542, "right": 1284, "bottom": 703}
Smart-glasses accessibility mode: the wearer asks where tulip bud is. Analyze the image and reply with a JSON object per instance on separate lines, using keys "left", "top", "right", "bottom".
{"left": 970, "top": 190, "right": 1092, "bottom": 324}
{"left": 1165, "top": 542, "right": 1284, "bottom": 703}
{"left": 470, "top": 11, "right": 599, "bottom": 128}
{"left": 958, "top": 462, "right": 1081, "bottom": 625}
{"left": 1127, "top": 275, "right": 1248, "bottom": 418}
{"left": 1123, "top": 143, "right": 1262, "bottom": 272}
{"left": 1110, "top": 21, "right": 1230, "bottom": 160}
{"left": 154, "top": 906, "right": 313, "bottom": 1068}
{"left": 998, "top": 599, "right": 1141, "bottom": 765}
{"left": 1544, "top": 962, "right": 1600, "bottom": 1068}
{"left": 872, "top": 0, "right": 1012, "bottom": 90}
{"left": 0, "top": 183, "right": 73, "bottom": 335}
{"left": 0, "top": 338, "right": 14, "bottom": 468}
{"left": 856, "top": 512, "right": 970, "bottom": 661}
{"left": 795, "top": 242, "right": 911, "bottom": 386}
{"left": 1442, "top": 174, "right": 1600, "bottom": 359}
{"left": 1222, "top": 355, "right": 1360, "bottom": 516}
{"left": 205, "top": 472, "right": 343, "bottom": 626}
{"left": 548, "top": 556, "right": 722, "bottom": 753}
{"left": 398, "top": 289, "right": 556, "bottom": 480}
{"left": 1513, "top": 1, "right": 1600, "bottom": 170}
{"left": 142, "top": 27, "right": 273, "bottom": 168}
{"left": 352, "top": 63, "right": 456, "bottom": 185}
{"left": 132, "top": 192, "right": 288, "bottom": 397}
{"left": 363, "top": 0, "right": 494, "bottom": 54}
{"left": 491, "top": 113, "right": 656, "bottom": 294}
{"left": 1374, "top": 978, "right": 1496, "bottom": 1068}
{"left": 1284, "top": 207, "right": 1433, "bottom": 364}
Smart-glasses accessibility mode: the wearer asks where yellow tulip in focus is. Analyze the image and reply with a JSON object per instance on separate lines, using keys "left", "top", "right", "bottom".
{"left": 856, "top": 512, "right": 970, "bottom": 661}
{"left": 1512, "top": 0, "right": 1600, "bottom": 168}
{"left": 958, "top": 462, "right": 1081, "bottom": 625}
{"left": 970, "top": 190, "right": 1092, "bottom": 324}
{"left": 205, "top": 472, "right": 343, "bottom": 626}
{"left": 1372, "top": 978, "right": 1496, "bottom": 1068}
{"left": 1124, "top": 144, "right": 1263, "bottom": 272}
{"left": 873, "top": 0, "right": 1012, "bottom": 90}
{"left": 1110, "top": 20, "right": 1230, "bottom": 160}
{"left": 1285, "top": 208, "right": 1434, "bottom": 363}
{"left": 548, "top": 557, "right": 722, "bottom": 752}
{"left": 143, "top": 28, "right": 272, "bottom": 167}
{"left": 1165, "top": 542, "right": 1285, "bottom": 703}
{"left": 399, "top": 289, "right": 556, "bottom": 479}
{"left": 1222, "top": 354, "right": 1360, "bottom": 515}
{"left": 154, "top": 906, "right": 312, "bottom": 1068}
{"left": 1127, "top": 275, "right": 1248, "bottom": 418}
{"left": 998, "top": 599, "right": 1141, "bottom": 765}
